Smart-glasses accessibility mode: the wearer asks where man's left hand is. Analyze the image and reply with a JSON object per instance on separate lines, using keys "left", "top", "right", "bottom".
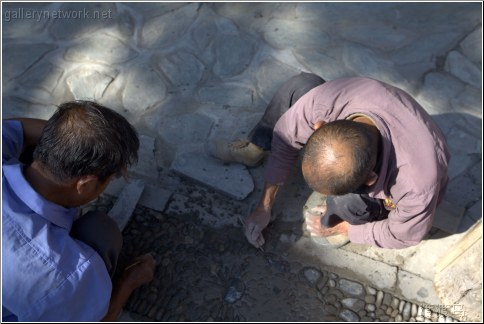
{"left": 305, "top": 206, "right": 349, "bottom": 237}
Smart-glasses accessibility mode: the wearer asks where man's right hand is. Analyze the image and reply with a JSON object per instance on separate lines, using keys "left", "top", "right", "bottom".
{"left": 122, "top": 253, "right": 156, "bottom": 290}
{"left": 243, "top": 205, "right": 272, "bottom": 248}
{"left": 243, "top": 182, "right": 280, "bottom": 249}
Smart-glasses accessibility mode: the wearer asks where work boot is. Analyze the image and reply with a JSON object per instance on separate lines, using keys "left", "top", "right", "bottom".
{"left": 207, "top": 140, "right": 266, "bottom": 167}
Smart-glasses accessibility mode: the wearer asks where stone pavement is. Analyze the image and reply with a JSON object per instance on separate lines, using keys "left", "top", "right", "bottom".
{"left": 2, "top": 2, "right": 482, "bottom": 322}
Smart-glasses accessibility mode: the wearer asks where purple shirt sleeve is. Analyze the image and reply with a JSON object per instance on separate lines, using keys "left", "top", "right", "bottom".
{"left": 348, "top": 190, "right": 439, "bottom": 248}
{"left": 264, "top": 87, "right": 330, "bottom": 185}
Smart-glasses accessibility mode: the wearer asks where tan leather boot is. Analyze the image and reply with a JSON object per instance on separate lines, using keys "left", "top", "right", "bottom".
{"left": 208, "top": 140, "right": 266, "bottom": 167}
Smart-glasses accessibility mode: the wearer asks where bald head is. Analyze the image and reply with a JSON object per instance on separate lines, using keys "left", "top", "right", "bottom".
{"left": 302, "top": 120, "right": 379, "bottom": 195}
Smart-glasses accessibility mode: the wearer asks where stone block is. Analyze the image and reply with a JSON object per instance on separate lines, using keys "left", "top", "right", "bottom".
{"left": 213, "top": 33, "right": 256, "bottom": 78}
{"left": 20, "top": 63, "right": 64, "bottom": 94}
{"left": 48, "top": 3, "right": 117, "bottom": 40}
{"left": 122, "top": 64, "right": 167, "bottom": 114}
{"left": 3, "top": 44, "right": 57, "bottom": 82}
{"left": 417, "top": 72, "right": 465, "bottom": 114}
{"left": 459, "top": 27, "right": 482, "bottom": 65}
{"left": 2, "top": 3, "right": 51, "bottom": 39}
{"left": 104, "top": 178, "right": 171, "bottom": 213}
{"left": 64, "top": 33, "right": 138, "bottom": 64}
{"left": 141, "top": 3, "right": 199, "bottom": 48}
{"left": 391, "top": 32, "right": 462, "bottom": 65}
{"left": 170, "top": 151, "right": 254, "bottom": 200}
{"left": 108, "top": 179, "right": 145, "bottom": 231}
{"left": 66, "top": 67, "right": 117, "bottom": 101}
{"left": 263, "top": 19, "right": 330, "bottom": 50}
{"left": 129, "top": 135, "right": 159, "bottom": 179}
{"left": 255, "top": 58, "right": 300, "bottom": 104}
{"left": 198, "top": 83, "right": 255, "bottom": 108}
{"left": 396, "top": 270, "right": 440, "bottom": 305}
{"left": 156, "top": 51, "right": 204, "bottom": 88}
{"left": 432, "top": 200, "right": 466, "bottom": 233}
{"left": 293, "top": 49, "right": 353, "bottom": 81}
{"left": 445, "top": 51, "right": 481, "bottom": 89}
{"left": 159, "top": 113, "right": 213, "bottom": 146}
{"left": 296, "top": 237, "right": 397, "bottom": 291}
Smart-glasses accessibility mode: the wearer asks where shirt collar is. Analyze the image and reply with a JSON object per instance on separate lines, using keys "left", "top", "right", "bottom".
{"left": 3, "top": 161, "right": 78, "bottom": 231}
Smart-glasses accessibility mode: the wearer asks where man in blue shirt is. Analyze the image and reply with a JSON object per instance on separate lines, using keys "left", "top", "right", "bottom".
{"left": 2, "top": 101, "right": 156, "bottom": 321}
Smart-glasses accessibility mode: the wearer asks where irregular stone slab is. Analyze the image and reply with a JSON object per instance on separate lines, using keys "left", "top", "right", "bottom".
{"left": 108, "top": 179, "right": 145, "bottom": 231}
{"left": 342, "top": 43, "right": 401, "bottom": 85}
{"left": 159, "top": 113, "right": 213, "bottom": 146}
{"left": 20, "top": 62, "right": 64, "bottom": 93}
{"left": 122, "top": 65, "right": 167, "bottom": 114}
{"left": 156, "top": 51, "right": 204, "bottom": 87}
{"left": 66, "top": 67, "right": 117, "bottom": 100}
{"left": 459, "top": 27, "right": 482, "bottom": 65}
{"left": 198, "top": 83, "right": 254, "bottom": 107}
{"left": 104, "top": 178, "right": 171, "bottom": 213}
{"left": 432, "top": 200, "right": 465, "bottom": 234}
{"left": 123, "top": 2, "right": 186, "bottom": 18}
{"left": 130, "top": 135, "right": 159, "bottom": 178}
{"left": 2, "top": 97, "right": 56, "bottom": 120}
{"left": 170, "top": 151, "right": 254, "bottom": 200}
{"left": 445, "top": 162, "right": 482, "bottom": 210}
{"left": 391, "top": 32, "right": 461, "bottom": 65}
{"left": 213, "top": 33, "right": 256, "bottom": 78}
{"left": 3, "top": 43, "right": 57, "bottom": 82}
{"left": 190, "top": 10, "right": 219, "bottom": 50}
{"left": 141, "top": 3, "right": 199, "bottom": 48}
{"left": 114, "top": 10, "right": 136, "bottom": 38}
{"left": 255, "top": 58, "right": 300, "bottom": 104}
{"left": 205, "top": 110, "right": 261, "bottom": 144}
{"left": 48, "top": 3, "right": 116, "bottom": 40}
{"left": 2, "top": 3, "right": 51, "bottom": 39}
{"left": 263, "top": 18, "right": 330, "bottom": 50}
{"left": 293, "top": 49, "right": 353, "bottom": 81}
{"left": 450, "top": 85, "right": 482, "bottom": 117}
{"left": 445, "top": 51, "right": 481, "bottom": 89}
{"left": 65, "top": 33, "right": 138, "bottom": 64}
{"left": 339, "top": 22, "right": 416, "bottom": 52}
{"left": 416, "top": 72, "right": 465, "bottom": 115}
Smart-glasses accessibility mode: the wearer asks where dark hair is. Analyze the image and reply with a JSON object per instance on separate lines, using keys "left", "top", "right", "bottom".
{"left": 302, "top": 120, "right": 378, "bottom": 195}
{"left": 33, "top": 101, "right": 139, "bottom": 182}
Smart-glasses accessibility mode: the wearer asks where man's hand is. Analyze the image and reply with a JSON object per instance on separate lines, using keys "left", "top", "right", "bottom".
{"left": 102, "top": 253, "right": 156, "bottom": 321}
{"left": 122, "top": 253, "right": 156, "bottom": 290}
{"left": 243, "top": 205, "right": 271, "bottom": 248}
{"left": 242, "top": 182, "right": 280, "bottom": 249}
{"left": 305, "top": 205, "right": 349, "bottom": 237}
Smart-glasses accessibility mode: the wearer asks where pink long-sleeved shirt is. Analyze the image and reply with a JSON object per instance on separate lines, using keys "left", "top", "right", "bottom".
{"left": 265, "top": 77, "right": 450, "bottom": 249}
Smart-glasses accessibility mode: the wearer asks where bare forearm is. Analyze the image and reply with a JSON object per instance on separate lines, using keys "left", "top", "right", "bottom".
{"left": 102, "top": 278, "right": 135, "bottom": 321}
{"left": 257, "top": 182, "right": 280, "bottom": 211}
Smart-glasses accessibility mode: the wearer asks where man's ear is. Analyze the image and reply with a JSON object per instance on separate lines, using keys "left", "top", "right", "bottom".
{"left": 75, "top": 175, "right": 99, "bottom": 195}
{"left": 313, "top": 120, "right": 326, "bottom": 131}
{"left": 365, "top": 171, "right": 378, "bottom": 186}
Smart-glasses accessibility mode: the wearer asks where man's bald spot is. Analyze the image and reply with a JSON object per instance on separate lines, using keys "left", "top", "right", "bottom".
{"left": 302, "top": 120, "right": 378, "bottom": 195}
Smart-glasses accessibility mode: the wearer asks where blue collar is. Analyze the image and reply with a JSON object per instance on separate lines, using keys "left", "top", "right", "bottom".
{"left": 3, "top": 162, "right": 78, "bottom": 231}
